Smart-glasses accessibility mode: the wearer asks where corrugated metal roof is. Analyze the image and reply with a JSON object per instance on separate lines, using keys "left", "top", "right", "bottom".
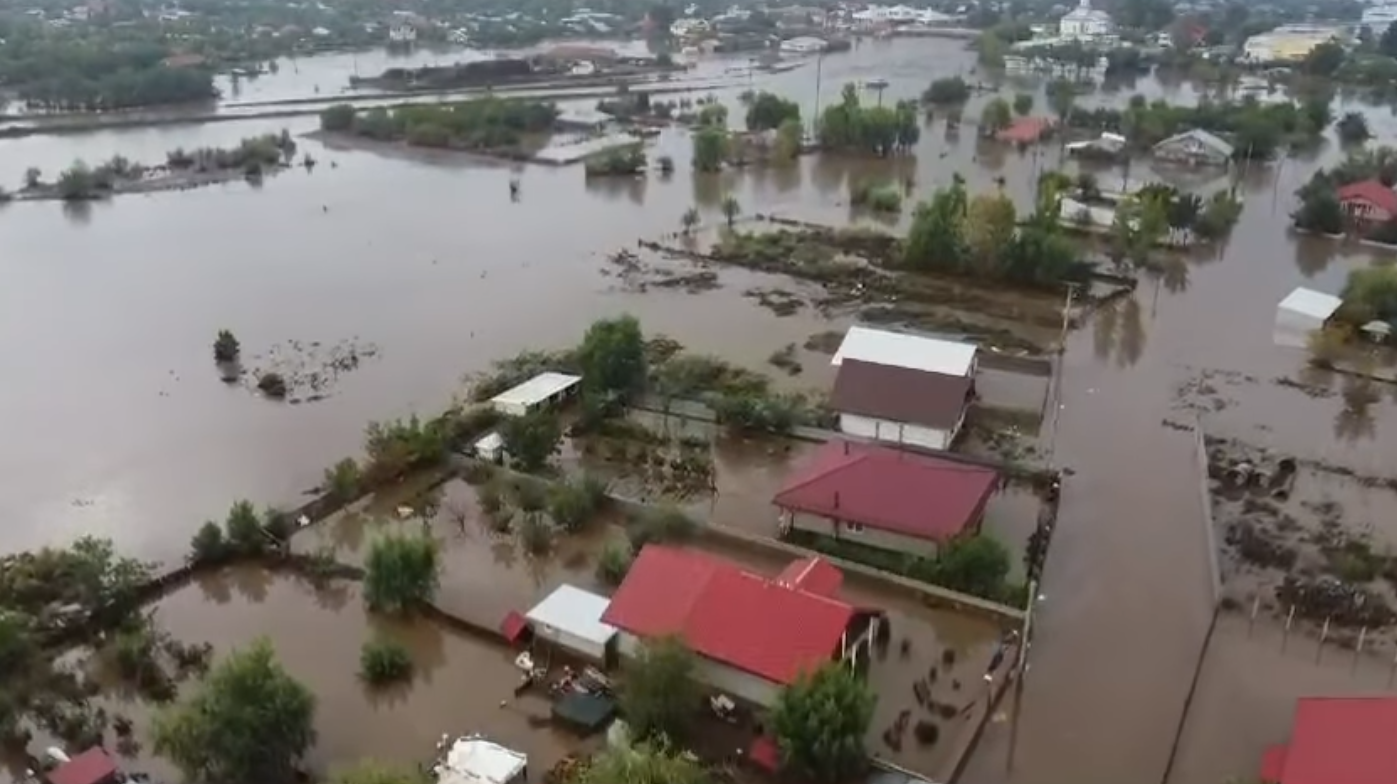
{"left": 526, "top": 584, "right": 617, "bottom": 646}
{"left": 1278, "top": 287, "right": 1342, "bottom": 321}
{"left": 831, "top": 326, "right": 976, "bottom": 377}
{"left": 490, "top": 372, "right": 582, "bottom": 409}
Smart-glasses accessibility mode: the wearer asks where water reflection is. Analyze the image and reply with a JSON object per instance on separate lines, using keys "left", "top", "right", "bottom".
{"left": 1091, "top": 294, "right": 1147, "bottom": 368}
{"left": 1293, "top": 235, "right": 1337, "bottom": 278}
{"left": 61, "top": 199, "right": 93, "bottom": 225}
{"left": 584, "top": 175, "right": 647, "bottom": 206}
{"left": 1334, "top": 374, "right": 1381, "bottom": 442}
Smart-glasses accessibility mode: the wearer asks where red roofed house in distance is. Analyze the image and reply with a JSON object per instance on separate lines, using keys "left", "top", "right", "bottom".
{"left": 600, "top": 545, "right": 881, "bottom": 707}
{"left": 1260, "top": 696, "right": 1397, "bottom": 784}
{"left": 774, "top": 439, "right": 1002, "bottom": 558}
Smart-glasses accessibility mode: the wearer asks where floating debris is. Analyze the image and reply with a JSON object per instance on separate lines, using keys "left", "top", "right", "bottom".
{"left": 242, "top": 337, "right": 381, "bottom": 403}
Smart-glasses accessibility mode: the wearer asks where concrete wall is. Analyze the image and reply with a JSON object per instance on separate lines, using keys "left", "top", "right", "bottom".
{"left": 788, "top": 510, "right": 941, "bottom": 559}
{"left": 839, "top": 413, "right": 952, "bottom": 451}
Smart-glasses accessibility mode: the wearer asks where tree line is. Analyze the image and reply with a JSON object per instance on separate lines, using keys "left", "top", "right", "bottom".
{"left": 0, "top": 29, "right": 217, "bottom": 111}
{"left": 320, "top": 99, "right": 559, "bottom": 151}
{"left": 817, "top": 83, "right": 919, "bottom": 157}
{"left": 1064, "top": 93, "right": 1331, "bottom": 160}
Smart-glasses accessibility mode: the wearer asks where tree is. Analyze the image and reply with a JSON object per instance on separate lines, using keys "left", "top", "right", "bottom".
{"left": 578, "top": 315, "right": 647, "bottom": 401}
{"left": 190, "top": 522, "right": 229, "bottom": 565}
{"left": 224, "top": 500, "right": 266, "bottom": 556}
{"left": 359, "top": 638, "right": 414, "bottom": 685}
{"left": 696, "top": 103, "right": 728, "bottom": 128}
{"left": 363, "top": 532, "right": 441, "bottom": 614}
{"left": 692, "top": 127, "right": 728, "bottom": 172}
{"left": 619, "top": 636, "right": 700, "bottom": 742}
{"left": 1012, "top": 92, "right": 1034, "bottom": 117}
{"left": 962, "top": 193, "right": 1018, "bottom": 274}
{"left": 979, "top": 97, "right": 1012, "bottom": 135}
{"left": 745, "top": 91, "right": 800, "bottom": 131}
{"left": 775, "top": 117, "right": 803, "bottom": 161}
{"left": 681, "top": 206, "right": 700, "bottom": 235}
{"left": 23, "top": 167, "right": 41, "bottom": 189}
{"left": 1302, "top": 41, "right": 1346, "bottom": 77}
{"left": 499, "top": 410, "right": 563, "bottom": 471}
{"left": 320, "top": 104, "right": 357, "bottom": 132}
{"left": 721, "top": 195, "right": 741, "bottom": 227}
{"left": 923, "top": 535, "right": 1011, "bottom": 599}
{"left": 1337, "top": 112, "right": 1371, "bottom": 145}
{"left": 57, "top": 161, "right": 99, "bottom": 201}
{"left": 1045, "top": 79, "right": 1077, "bottom": 123}
{"left": 581, "top": 742, "right": 709, "bottom": 784}
{"left": 323, "top": 457, "right": 362, "bottom": 501}
{"left": 332, "top": 762, "right": 430, "bottom": 784}
{"left": 213, "top": 329, "right": 240, "bottom": 363}
{"left": 921, "top": 76, "right": 969, "bottom": 105}
{"left": 152, "top": 638, "right": 316, "bottom": 784}
{"left": 903, "top": 175, "right": 968, "bottom": 272}
{"left": 770, "top": 664, "right": 875, "bottom": 784}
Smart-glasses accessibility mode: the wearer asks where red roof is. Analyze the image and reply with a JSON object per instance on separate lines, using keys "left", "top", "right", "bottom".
{"left": 996, "top": 116, "right": 1053, "bottom": 144}
{"left": 1261, "top": 697, "right": 1397, "bottom": 784}
{"left": 1337, "top": 180, "right": 1397, "bottom": 216}
{"left": 601, "top": 545, "right": 854, "bottom": 684}
{"left": 775, "top": 556, "right": 843, "bottom": 597}
{"left": 48, "top": 748, "right": 117, "bottom": 784}
{"left": 748, "top": 736, "right": 781, "bottom": 772}
{"left": 774, "top": 440, "right": 1000, "bottom": 542}
{"left": 500, "top": 610, "right": 529, "bottom": 644}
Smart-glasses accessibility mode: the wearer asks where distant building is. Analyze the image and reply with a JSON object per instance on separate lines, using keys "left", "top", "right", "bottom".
{"left": 1274, "top": 287, "right": 1342, "bottom": 349}
{"left": 1242, "top": 24, "right": 1342, "bottom": 63}
{"left": 773, "top": 440, "right": 1001, "bottom": 558}
{"left": 1337, "top": 179, "right": 1397, "bottom": 224}
{"left": 388, "top": 24, "right": 417, "bottom": 43}
{"left": 489, "top": 372, "right": 582, "bottom": 417}
{"left": 1151, "top": 128, "right": 1234, "bottom": 167}
{"left": 1058, "top": 0, "right": 1114, "bottom": 39}
{"left": 779, "top": 35, "right": 828, "bottom": 53}
{"left": 1260, "top": 697, "right": 1397, "bottom": 784}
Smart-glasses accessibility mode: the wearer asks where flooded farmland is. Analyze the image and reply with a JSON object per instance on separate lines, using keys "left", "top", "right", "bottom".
{"left": 5, "top": 33, "right": 1397, "bottom": 784}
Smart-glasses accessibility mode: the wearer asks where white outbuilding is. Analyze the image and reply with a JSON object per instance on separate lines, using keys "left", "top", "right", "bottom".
{"left": 1275, "top": 287, "right": 1342, "bottom": 348}
{"left": 525, "top": 584, "right": 618, "bottom": 664}
{"left": 489, "top": 372, "right": 582, "bottom": 417}
{"left": 435, "top": 736, "right": 528, "bottom": 784}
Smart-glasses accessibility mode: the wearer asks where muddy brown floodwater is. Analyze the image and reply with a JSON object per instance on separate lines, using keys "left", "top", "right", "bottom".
{"left": 7, "top": 35, "right": 1397, "bottom": 784}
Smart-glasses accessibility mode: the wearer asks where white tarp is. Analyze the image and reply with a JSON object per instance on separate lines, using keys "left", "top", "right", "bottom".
{"left": 1275, "top": 287, "right": 1342, "bottom": 348}
{"left": 436, "top": 736, "right": 527, "bottom": 784}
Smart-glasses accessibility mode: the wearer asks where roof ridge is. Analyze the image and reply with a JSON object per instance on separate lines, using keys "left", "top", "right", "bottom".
{"left": 775, "top": 449, "right": 870, "bottom": 500}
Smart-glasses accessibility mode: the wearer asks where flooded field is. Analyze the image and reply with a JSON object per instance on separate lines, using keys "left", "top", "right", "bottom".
{"left": 7, "top": 32, "right": 1397, "bottom": 784}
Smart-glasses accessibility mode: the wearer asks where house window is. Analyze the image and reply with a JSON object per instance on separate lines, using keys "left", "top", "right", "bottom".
{"left": 843, "top": 521, "right": 865, "bottom": 534}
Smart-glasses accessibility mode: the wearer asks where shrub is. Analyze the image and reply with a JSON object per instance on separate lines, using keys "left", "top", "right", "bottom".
{"left": 477, "top": 482, "right": 505, "bottom": 516}
{"left": 359, "top": 638, "right": 414, "bottom": 685}
{"left": 324, "top": 458, "right": 362, "bottom": 501}
{"left": 257, "top": 372, "right": 288, "bottom": 399}
{"left": 596, "top": 542, "right": 634, "bottom": 586}
{"left": 513, "top": 477, "right": 548, "bottom": 513}
{"left": 627, "top": 505, "right": 697, "bottom": 552}
{"left": 190, "top": 521, "right": 229, "bottom": 565}
{"left": 213, "top": 330, "right": 240, "bottom": 363}
{"left": 547, "top": 476, "right": 608, "bottom": 532}
{"left": 224, "top": 500, "right": 266, "bottom": 556}
{"left": 516, "top": 511, "right": 553, "bottom": 555}
{"left": 262, "top": 507, "right": 293, "bottom": 544}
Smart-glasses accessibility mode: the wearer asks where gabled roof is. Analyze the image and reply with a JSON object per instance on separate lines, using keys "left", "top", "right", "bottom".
{"left": 601, "top": 545, "right": 854, "bottom": 684}
{"left": 1154, "top": 128, "right": 1235, "bottom": 157}
{"left": 1261, "top": 697, "right": 1397, "bottom": 784}
{"left": 774, "top": 440, "right": 1000, "bottom": 542}
{"left": 831, "top": 359, "right": 972, "bottom": 430}
{"left": 1337, "top": 179, "right": 1397, "bottom": 216}
{"left": 832, "top": 326, "right": 976, "bottom": 377}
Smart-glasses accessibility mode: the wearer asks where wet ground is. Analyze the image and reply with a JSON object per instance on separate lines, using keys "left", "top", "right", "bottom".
{"left": 7, "top": 34, "right": 1397, "bottom": 784}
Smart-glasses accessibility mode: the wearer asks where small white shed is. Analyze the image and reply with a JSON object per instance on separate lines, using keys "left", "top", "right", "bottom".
{"left": 1275, "top": 287, "right": 1342, "bottom": 348}
{"left": 526, "top": 584, "right": 618, "bottom": 663}
{"left": 436, "top": 736, "right": 528, "bottom": 784}
{"left": 490, "top": 372, "right": 583, "bottom": 417}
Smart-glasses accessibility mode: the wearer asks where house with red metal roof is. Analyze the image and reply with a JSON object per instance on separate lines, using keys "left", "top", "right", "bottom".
{"left": 46, "top": 748, "right": 119, "bottom": 784}
{"left": 1260, "top": 696, "right": 1397, "bottom": 784}
{"left": 1337, "top": 179, "right": 1397, "bottom": 224}
{"left": 600, "top": 545, "right": 874, "bottom": 707}
{"left": 830, "top": 326, "right": 978, "bottom": 451}
{"left": 774, "top": 440, "right": 1000, "bottom": 557}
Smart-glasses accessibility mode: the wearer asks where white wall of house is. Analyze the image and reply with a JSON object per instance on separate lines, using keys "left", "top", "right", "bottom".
{"left": 534, "top": 626, "right": 610, "bottom": 662}
{"left": 788, "top": 511, "right": 941, "bottom": 558}
{"left": 838, "top": 412, "right": 960, "bottom": 451}
{"left": 618, "top": 632, "right": 783, "bottom": 707}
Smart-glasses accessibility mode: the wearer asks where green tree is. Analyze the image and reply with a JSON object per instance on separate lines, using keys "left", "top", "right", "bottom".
{"left": 23, "top": 167, "right": 41, "bottom": 189}
{"left": 363, "top": 532, "right": 441, "bottom": 614}
{"left": 720, "top": 195, "right": 741, "bottom": 227}
{"left": 923, "top": 535, "right": 1011, "bottom": 599}
{"left": 578, "top": 314, "right": 647, "bottom": 402}
{"left": 332, "top": 762, "right": 430, "bottom": 784}
{"left": 619, "top": 636, "right": 700, "bottom": 742}
{"left": 499, "top": 410, "right": 562, "bottom": 471}
{"left": 1012, "top": 92, "right": 1034, "bottom": 117}
{"left": 57, "top": 161, "right": 99, "bottom": 201}
{"left": 770, "top": 663, "right": 875, "bottom": 784}
{"left": 1045, "top": 79, "right": 1077, "bottom": 123}
{"left": 153, "top": 638, "right": 316, "bottom": 784}
{"left": 213, "top": 329, "right": 240, "bottom": 363}
{"left": 581, "top": 742, "right": 709, "bottom": 784}
{"left": 224, "top": 500, "right": 266, "bottom": 556}
{"left": 696, "top": 103, "right": 728, "bottom": 128}
{"left": 979, "top": 97, "right": 1012, "bottom": 134}
{"left": 1337, "top": 112, "right": 1371, "bottom": 145}
{"left": 681, "top": 206, "right": 700, "bottom": 235}
{"left": 775, "top": 117, "right": 803, "bottom": 161}
{"left": 692, "top": 127, "right": 728, "bottom": 172}
{"left": 962, "top": 192, "right": 1018, "bottom": 275}
{"left": 359, "top": 638, "right": 414, "bottom": 685}
{"left": 903, "top": 175, "right": 969, "bottom": 272}
{"left": 921, "top": 76, "right": 969, "bottom": 105}
{"left": 745, "top": 91, "right": 800, "bottom": 131}
{"left": 324, "top": 457, "right": 362, "bottom": 501}
{"left": 1302, "top": 41, "right": 1346, "bottom": 76}
{"left": 190, "top": 522, "right": 229, "bottom": 565}
{"left": 596, "top": 541, "right": 634, "bottom": 586}
{"left": 320, "top": 104, "right": 357, "bottom": 132}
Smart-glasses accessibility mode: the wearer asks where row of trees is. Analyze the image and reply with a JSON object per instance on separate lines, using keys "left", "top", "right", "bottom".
{"left": 1066, "top": 93, "right": 1331, "bottom": 160}
{"left": 817, "top": 84, "right": 919, "bottom": 157}
{"left": 902, "top": 175, "right": 1090, "bottom": 288}
{"left": 319, "top": 99, "right": 559, "bottom": 152}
